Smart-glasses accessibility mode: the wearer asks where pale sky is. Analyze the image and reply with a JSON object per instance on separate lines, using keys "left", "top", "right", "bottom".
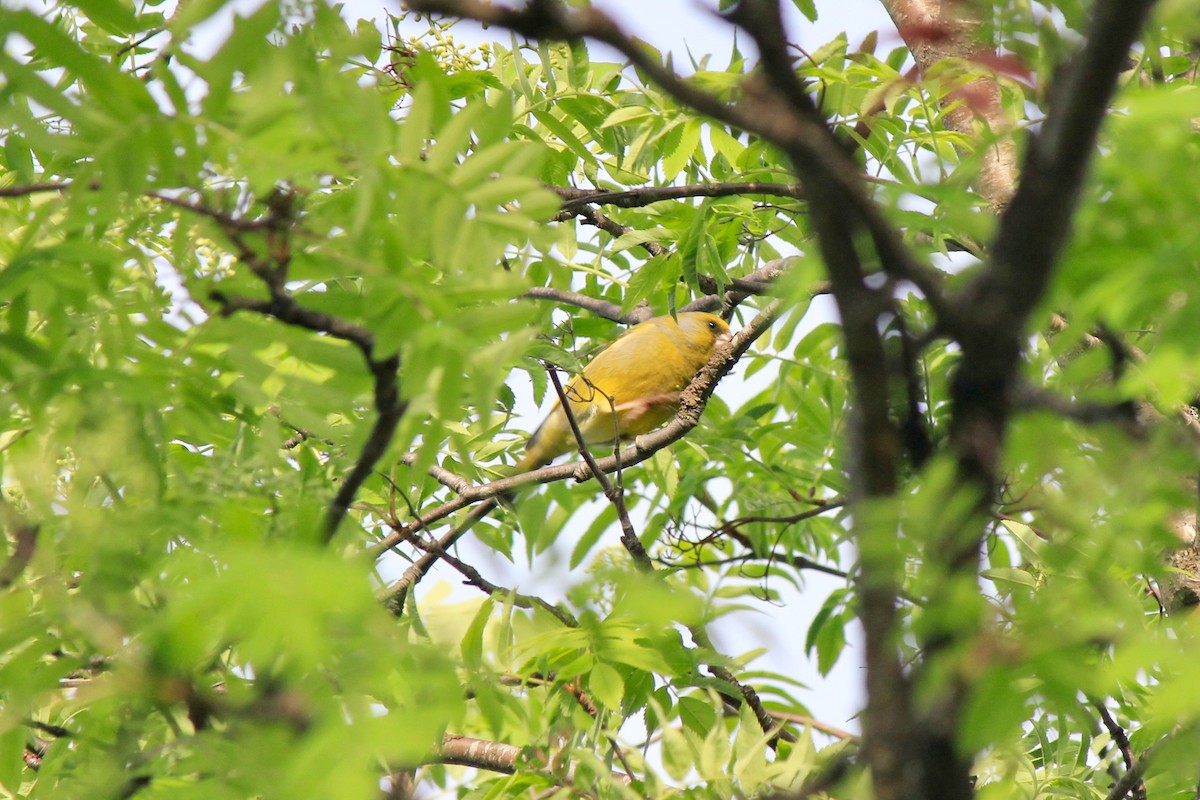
{"left": 369, "top": 0, "right": 899, "bottom": 65}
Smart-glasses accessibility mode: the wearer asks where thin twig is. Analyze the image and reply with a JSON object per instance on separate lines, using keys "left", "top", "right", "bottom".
{"left": 1091, "top": 699, "right": 1146, "bottom": 800}
{"left": 769, "top": 710, "right": 858, "bottom": 741}
{"left": 427, "top": 544, "right": 579, "bottom": 627}
{"left": 688, "top": 625, "right": 797, "bottom": 747}
{"left": 523, "top": 287, "right": 645, "bottom": 324}
{"left": 378, "top": 499, "right": 500, "bottom": 612}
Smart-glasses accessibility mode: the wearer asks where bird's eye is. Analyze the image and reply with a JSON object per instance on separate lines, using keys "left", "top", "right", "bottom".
{"left": 707, "top": 320, "right": 717, "bottom": 330}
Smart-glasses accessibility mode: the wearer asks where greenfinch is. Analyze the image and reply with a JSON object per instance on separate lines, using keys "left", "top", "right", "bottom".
{"left": 517, "top": 312, "right": 732, "bottom": 471}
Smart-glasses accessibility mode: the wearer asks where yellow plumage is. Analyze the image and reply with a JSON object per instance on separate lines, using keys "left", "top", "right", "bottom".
{"left": 517, "top": 312, "right": 732, "bottom": 471}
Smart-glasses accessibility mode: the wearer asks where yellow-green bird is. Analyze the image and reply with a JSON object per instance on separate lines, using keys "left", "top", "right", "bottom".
{"left": 517, "top": 312, "right": 732, "bottom": 471}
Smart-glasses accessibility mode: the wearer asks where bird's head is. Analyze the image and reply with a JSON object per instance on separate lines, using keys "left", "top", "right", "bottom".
{"left": 679, "top": 312, "right": 733, "bottom": 359}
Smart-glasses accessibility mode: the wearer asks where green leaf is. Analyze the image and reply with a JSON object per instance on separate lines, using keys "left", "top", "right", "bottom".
{"left": 600, "top": 105, "right": 657, "bottom": 128}
{"left": 661, "top": 725, "right": 693, "bottom": 781}
{"left": 570, "top": 503, "right": 618, "bottom": 568}
{"left": 791, "top": 0, "right": 819, "bottom": 21}
{"left": 981, "top": 567, "right": 1038, "bottom": 588}
{"left": 74, "top": 0, "right": 138, "bottom": 34}
{"left": 678, "top": 695, "right": 717, "bottom": 737}
{"left": 587, "top": 662, "right": 624, "bottom": 710}
{"left": 662, "top": 118, "right": 702, "bottom": 178}
{"left": 461, "top": 596, "right": 495, "bottom": 669}
{"left": 399, "top": 82, "right": 437, "bottom": 165}
{"left": 812, "top": 611, "right": 846, "bottom": 676}
{"left": 3, "top": 134, "right": 34, "bottom": 181}
{"left": 1002, "top": 519, "right": 1045, "bottom": 562}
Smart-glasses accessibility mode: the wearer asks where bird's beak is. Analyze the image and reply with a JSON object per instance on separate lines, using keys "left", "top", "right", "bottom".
{"left": 717, "top": 330, "right": 733, "bottom": 349}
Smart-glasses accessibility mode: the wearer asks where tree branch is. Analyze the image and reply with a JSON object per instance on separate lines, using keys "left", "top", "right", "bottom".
{"left": 1091, "top": 699, "right": 1146, "bottom": 800}
{"left": 8, "top": 178, "right": 409, "bottom": 546}
{"left": 551, "top": 181, "right": 806, "bottom": 212}
{"left": 209, "top": 290, "right": 407, "bottom": 546}
{"left": 209, "top": 291, "right": 377, "bottom": 355}
{"left": 0, "top": 180, "right": 72, "bottom": 197}
{"left": 433, "top": 733, "right": 634, "bottom": 784}
{"left": 1103, "top": 738, "right": 1163, "bottom": 800}
{"left": 325, "top": 353, "right": 405, "bottom": 544}
{"left": 425, "top": 538, "right": 579, "bottom": 627}
{"left": 436, "top": 734, "right": 521, "bottom": 774}
{"left": 944, "top": 0, "right": 1159, "bottom": 547}
{"left": 768, "top": 710, "right": 859, "bottom": 742}
{"left": 960, "top": 0, "right": 1159, "bottom": 355}
{"left": 522, "top": 287, "right": 645, "bottom": 324}
{"left": 193, "top": 191, "right": 407, "bottom": 545}
{"left": 689, "top": 625, "right": 797, "bottom": 746}
{"left": 379, "top": 499, "right": 499, "bottom": 613}
{"left": 1011, "top": 383, "right": 1144, "bottom": 435}
{"left": 909, "top": 3, "right": 1158, "bottom": 796}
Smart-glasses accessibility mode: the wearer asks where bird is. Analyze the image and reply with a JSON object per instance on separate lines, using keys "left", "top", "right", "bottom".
{"left": 516, "top": 312, "right": 733, "bottom": 471}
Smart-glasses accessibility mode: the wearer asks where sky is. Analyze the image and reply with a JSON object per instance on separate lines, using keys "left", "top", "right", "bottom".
{"left": 353, "top": 0, "right": 898, "bottom": 66}
{"left": 592, "top": 0, "right": 894, "bottom": 60}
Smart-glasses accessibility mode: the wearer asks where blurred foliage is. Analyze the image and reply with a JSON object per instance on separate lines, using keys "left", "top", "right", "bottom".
{"left": 0, "top": 0, "right": 1198, "bottom": 798}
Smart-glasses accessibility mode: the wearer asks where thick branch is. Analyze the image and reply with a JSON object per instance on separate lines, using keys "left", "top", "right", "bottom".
{"left": 912, "top": 4, "right": 1157, "bottom": 796}
{"left": 947, "top": 0, "right": 1158, "bottom": 511}
{"left": 436, "top": 734, "right": 521, "bottom": 774}
{"left": 1103, "top": 738, "right": 1163, "bottom": 800}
